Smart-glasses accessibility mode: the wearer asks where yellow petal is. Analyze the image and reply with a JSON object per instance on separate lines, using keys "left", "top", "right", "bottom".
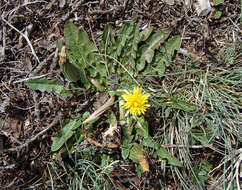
{"left": 121, "top": 86, "right": 150, "bottom": 116}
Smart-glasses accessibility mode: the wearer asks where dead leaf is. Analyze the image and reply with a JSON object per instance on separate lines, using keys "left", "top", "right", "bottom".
{"left": 185, "top": 0, "right": 191, "bottom": 8}
{"left": 0, "top": 99, "right": 9, "bottom": 114}
{"left": 46, "top": 0, "right": 56, "bottom": 10}
{"left": 24, "top": 55, "right": 32, "bottom": 71}
{"left": 139, "top": 154, "right": 149, "bottom": 172}
{"left": 59, "top": 0, "right": 66, "bottom": 8}
{"left": 59, "top": 46, "right": 66, "bottom": 65}
{"left": 90, "top": 78, "right": 105, "bottom": 91}
{"left": 17, "top": 35, "right": 23, "bottom": 49}
{"left": 82, "top": 96, "right": 119, "bottom": 149}
{"left": 0, "top": 45, "right": 4, "bottom": 61}
{"left": 130, "top": 144, "right": 149, "bottom": 172}
{"left": 93, "top": 92, "right": 109, "bottom": 110}
{"left": 103, "top": 121, "right": 118, "bottom": 141}
{"left": 194, "top": 0, "right": 211, "bottom": 16}
{"left": 10, "top": 119, "right": 21, "bottom": 139}
{"left": 1, "top": 118, "right": 23, "bottom": 140}
{"left": 109, "top": 73, "right": 119, "bottom": 90}
{"left": 164, "top": 0, "right": 175, "bottom": 6}
{"left": 38, "top": 40, "right": 56, "bottom": 50}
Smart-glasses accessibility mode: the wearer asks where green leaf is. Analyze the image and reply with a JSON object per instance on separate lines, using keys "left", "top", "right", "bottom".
{"left": 137, "top": 29, "right": 171, "bottom": 71}
{"left": 121, "top": 116, "right": 134, "bottom": 146}
{"left": 80, "top": 69, "right": 91, "bottom": 88}
{"left": 153, "top": 54, "right": 166, "bottom": 74}
{"left": 136, "top": 165, "right": 142, "bottom": 179}
{"left": 120, "top": 56, "right": 136, "bottom": 77}
{"left": 121, "top": 144, "right": 133, "bottom": 159}
{"left": 129, "top": 144, "right": 145, "bottom": 163}
{"left": 59, "top": 88, "right": 72, "bottom": 98}
{"left": 140, "top": 26, "right": 153, "bottom": 41}
{"left": 200, "top": 161, "right": 212, "bottom": 172}
{"left": 213, "top": 0, "right": 224, "bottom": 6}
{"left": 56, "top": 42, "right": 63, "bottom": 51}
{"left": 169, "top": 99, "right": 197, "bottom": 111}
{"left": 114, "top": 21, "right": 134, "bottom": 57}
{"left": 60, "top": 62, "right": 82, "bottom": 82}
{"left": 100, "top": 155, "right": 114, "bottom": 174}
{"left": 214, "top": 10, "right": 222, "bottom": 19}
{"left": 136, "top": 117, "right": 149, "bottom": 138}
{"left": 158, "top": 35, "right": 181, "bottom": 67}
{"left": 157, "top": 147, "right": 182, "bottom": 167}
{"left": 129, "top": 144, "right": 149, "bottom": 172}
{"left": 191, "top": 127, "right": 215, "bottom": 144}
{"left": 26, "top": 78, "right": 71, "bottom": 98}
{"left": 165, "top": 35, "right": 181, "bottom": 58}
{"left": 129, "top": 25, "right": 142, "bottom": 59}
{"left": 142, "top": 137, "right": 159, "bottom": 149}
{"left": 64, "top": 22, "right": 97, "bottom": 67}
{"left": 108, "top": 111, "right": 117, "bottom": 124}
{"left": 142, "top": 137, "right": 182, "bottom": 167}
{"left": 51, "top": 119, "right": 82, "bottom": 152}
{"left": 99, "top": 25, "right": 115, "bottom": 54}
{"left": 64, "top": 22, "right": 97, "bottom": 88}
{"left": 136, "top": 58, "right": 146, "bottom": 72}
{"left": 156, "top": 61, "right": 166, "bottom": 74}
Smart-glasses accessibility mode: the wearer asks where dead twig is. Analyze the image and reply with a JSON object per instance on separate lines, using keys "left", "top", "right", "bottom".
{"left": 12, "top": 73, "right": 51, "bottom": 84}
{"left": 5, "top": 113, "right": 61, "bottom": 152}
{"left": 1, "top": 17, "right": 41, "bottom": 65}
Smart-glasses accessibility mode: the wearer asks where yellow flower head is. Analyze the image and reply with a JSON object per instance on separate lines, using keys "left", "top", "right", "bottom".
{"left": 121, "top": 86, "right": 150, "bottom": 116}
